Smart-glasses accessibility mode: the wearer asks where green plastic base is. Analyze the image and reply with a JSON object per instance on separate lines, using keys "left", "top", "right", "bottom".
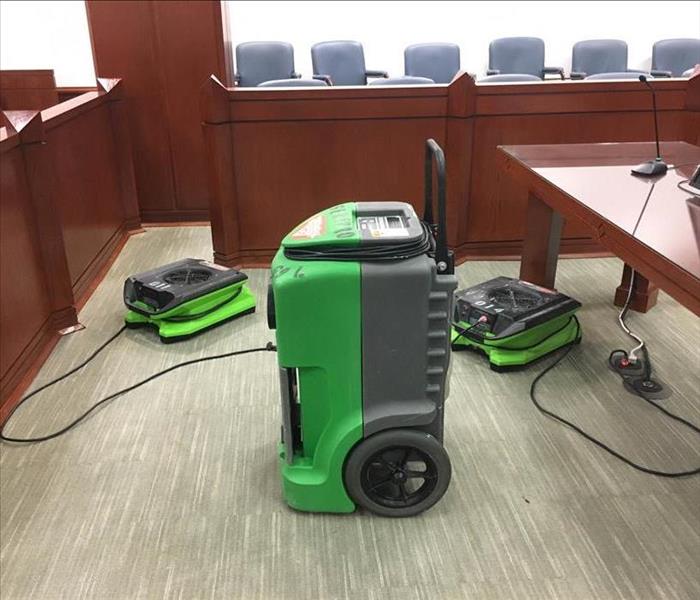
{"left": 278, "top": 428, "right": 360, "bottom": 514}
{"left": 451, "top": 312, "right": 581, "bottom": 370}
{"left": 125, "top": 283, "right": 256, "bottom": 342}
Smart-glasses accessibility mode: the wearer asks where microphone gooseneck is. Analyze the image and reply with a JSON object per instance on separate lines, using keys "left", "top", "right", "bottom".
{"left": 639, "top": 75, "right": 662, "bottom": 160}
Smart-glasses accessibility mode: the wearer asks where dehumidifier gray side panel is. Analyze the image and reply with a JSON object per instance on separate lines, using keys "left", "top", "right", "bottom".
{"left": 361, "top": 256, "right": 457, "bottom": 440}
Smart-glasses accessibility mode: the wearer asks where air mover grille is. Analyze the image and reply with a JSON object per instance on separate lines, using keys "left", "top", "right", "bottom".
{"left": 163, "top": 268, "right": 212, "bottom": 285}
{"left": 489, "top": 287, "right": 543, "bottom": 310}
{"left": 453, "top": 277, "right": 581, "bottom": 337}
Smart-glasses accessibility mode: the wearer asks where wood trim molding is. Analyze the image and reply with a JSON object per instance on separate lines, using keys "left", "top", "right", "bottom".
{"left": 3, "top": 110, "right": 78, "bottom": 322}
{"left": 1, "top": 78, "right": 143, "bottom": 409}
{"left": 0, "top": 69, "right": 59, "bottom": 110}
{"left": 0, "top": 317, "right": 59, "bottom": 418}
{"left": 140, "top": 208, "right": 210, "bottom": 223}
{"left": 98, "top": 78, "right": 142, "bottom": 231}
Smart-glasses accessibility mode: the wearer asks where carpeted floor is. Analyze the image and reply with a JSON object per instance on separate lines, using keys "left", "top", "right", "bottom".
{"left": 1, "top": 226, "right": 699, "bottom": 600}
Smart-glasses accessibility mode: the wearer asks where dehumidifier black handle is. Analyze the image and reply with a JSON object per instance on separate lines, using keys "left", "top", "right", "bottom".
{"left": 423, "top": 139, "right": 451, "bottom": 273}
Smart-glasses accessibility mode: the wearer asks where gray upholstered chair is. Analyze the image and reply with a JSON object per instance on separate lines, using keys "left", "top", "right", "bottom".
{"left": 585, "top": 72, "right": 652, "bottom": 80}
{"left": 571, "top": 40, "right": 632, "bottom": 79}
{"left": 404, "top": 43, "right": 460, "bottom": 84}
{"left": 487, "top": 37, "right": 564, "bottom": 79}
{"left": 651, "top": 39, "right": 700, "bottom": 77}
{"left": 311, "top": 41, "right": 388, "bottom": 85}
{"left": 235, "top": 42, "right": 299, "bottom": 87}
{"left": 369, "top": 76, "right": 434, "bottom": 86}
{"left": 478, "top": 73, "right": 541, "bottom": 83}
{"left": 258, "top": 78, "right": 329, "bottom": 87}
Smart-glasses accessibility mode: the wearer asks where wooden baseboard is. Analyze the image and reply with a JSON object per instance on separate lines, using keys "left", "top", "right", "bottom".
{"left": 143, "top": 221, "right": 210, "bottom": 227}
{"left": 140, "top": 209, "right": 210, "bottom": 223}
{"left": 0, "top": 221, "right": 143, "bottom": 416}
{"left": 0, "top": 316, "right": 60, "bottom": 418}
{"left": 214, "top": 248, "right": 276, "bottom": 268}
{"left": 52, "top": 305, "right": 79, "bottom": 331}
{"left": 213, "top": 238, "right": 611, "bottom": 269}
{"left": 71, "top": 223, "right": 131, "bottom": 305}
{"left": 454, "top": 237, "right": 610, "bottom": 261}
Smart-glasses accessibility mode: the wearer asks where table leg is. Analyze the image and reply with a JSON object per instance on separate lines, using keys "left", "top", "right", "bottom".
{"left": 614, "top": 264, "right": 659, "bottom": 313}
{"left": 519, "top": 192, "right": 564, "bottom": 289}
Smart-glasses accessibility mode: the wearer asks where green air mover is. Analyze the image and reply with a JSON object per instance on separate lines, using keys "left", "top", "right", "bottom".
{"left": 451, "top": 277, "right": 581, "bottom": 370}
{"left": 267, "top": 140, "right": 457, "bottom": 517}
{"left": 123, "top": 258, "right": 255, "bottom": 343}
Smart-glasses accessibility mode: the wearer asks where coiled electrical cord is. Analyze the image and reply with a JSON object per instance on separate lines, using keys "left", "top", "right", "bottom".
{"left": 284, "top": 221, "right": 434, "bottom": 262}
{"left": 615, "top": 269, "right": 646, "bottom": 365}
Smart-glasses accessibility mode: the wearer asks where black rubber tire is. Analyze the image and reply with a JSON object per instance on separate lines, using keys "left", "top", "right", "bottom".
{"left": 344, "top": 429, "right": 451, "bottom": 517}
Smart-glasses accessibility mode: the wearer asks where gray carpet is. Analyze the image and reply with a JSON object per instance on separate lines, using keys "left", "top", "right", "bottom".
{"left": 1, "top": 226, "right": 699, "bottom": 600}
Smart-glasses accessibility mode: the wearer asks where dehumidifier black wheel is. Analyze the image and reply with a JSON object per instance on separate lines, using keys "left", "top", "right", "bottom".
{"left": 344, "top": 429, "right": 451, "bottom": 517}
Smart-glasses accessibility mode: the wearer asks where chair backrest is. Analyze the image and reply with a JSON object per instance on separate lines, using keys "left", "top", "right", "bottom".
{"left": 311, "top": 41, "right": 367, "bottom": 85}
{"left": 236, "top": 42, "right": 296, "bottom": 87}
{"left": 585, "top": 71, "right": 649, "bottom": 80}
{"left": 258, "top": 78, "right": 328, "bottom": 87}
{"left": 369, "top": 76, "right": 434, "bottom": 86}
{"left": 478, "top": 73, "right": 541, "bottom": 83}
{"left": 572, "top": 40, "right": 628, "bottom": 76}
{"left": 404, "top": 43, "right": 460, "bottom": 84}
{"left": 652, "top": 38, "right": 700, "bottom": 77}
{"left": 489, "top": 37, "right": 545, "bottom": 78}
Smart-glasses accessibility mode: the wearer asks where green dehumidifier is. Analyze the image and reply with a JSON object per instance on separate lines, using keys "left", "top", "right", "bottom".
{"left": 267, "top": 140, "right": 457, "bottom": 517}
{"left": 124, "top": 258, "right": 256, "bottom": 342}
{"left": 451, "top": 277, "right": 581, "bottom": 370}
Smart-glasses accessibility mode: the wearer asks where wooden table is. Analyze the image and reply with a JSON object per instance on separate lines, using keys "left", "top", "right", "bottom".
{"left": 499, "top": 142, "right": 700, "bottom": 316}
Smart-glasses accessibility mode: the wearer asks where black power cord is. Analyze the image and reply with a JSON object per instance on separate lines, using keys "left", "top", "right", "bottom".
{"left": 529, "top": 317, "right": 700, "bottom": 478}
{"left": 0, "top": 327, "right": 276, "bottom": 444}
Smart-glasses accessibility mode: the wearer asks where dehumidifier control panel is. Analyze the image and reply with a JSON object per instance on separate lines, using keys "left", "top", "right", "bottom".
{"left": 357, "top": 215, "right": 409, "bottom": 238}
{"left": 355, "top": 202, "right": 424, "bottom": 245}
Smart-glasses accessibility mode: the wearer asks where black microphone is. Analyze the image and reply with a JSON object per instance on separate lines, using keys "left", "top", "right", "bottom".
{"left": 631, "top": 74, "right": 668, "bottom": 177}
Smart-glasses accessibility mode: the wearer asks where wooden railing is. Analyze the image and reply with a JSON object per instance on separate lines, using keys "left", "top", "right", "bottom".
{"left": 200, "top": 72, "right": 699, "bottom": 266}
{"left": 0, "top": 78, "right": 140, "bottom": 409}
{"left": 0, "top": 69, "right": 59, "bottom": 110}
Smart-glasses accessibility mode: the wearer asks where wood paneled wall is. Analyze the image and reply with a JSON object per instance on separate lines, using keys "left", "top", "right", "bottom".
{"left": 86, "top": 0, "right": 230, "bottom": 222}
{"left": 0, "top": 70, "right": 59, "bottom": 110}
{"left": 0, "top": 79, "right": 140, "bottom": 409}
{"left": 201, "top": 73, "right": 698, "bottom": 266}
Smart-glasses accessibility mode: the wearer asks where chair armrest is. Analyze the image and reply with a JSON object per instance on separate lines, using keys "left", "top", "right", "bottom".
{"left": 486, "top": 69, "right": 500, "bottom": 76}
{"left": 650, "top": 70, "right": 672, "bottom": 78}
{"left": 365, "top": 70, "right": 389, "bottom": 79}
{"left": 543, "top": 66, "right": 565, "bottom": 80}
{"left": 313, "top": 74, "right": 333, "bottom": 85}
{"left": 570, "top": 71, "right": 586, "bottom": 80}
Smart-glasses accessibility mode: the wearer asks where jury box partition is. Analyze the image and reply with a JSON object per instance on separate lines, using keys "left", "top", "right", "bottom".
{"left": 0, "top": 78, "right": 141, "bottom": 408}
{"left": 0, "top": 69, "right": 59, "bottom": 111}
{"left": 201, "top": 71, "right": 699, "bottom": 266}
